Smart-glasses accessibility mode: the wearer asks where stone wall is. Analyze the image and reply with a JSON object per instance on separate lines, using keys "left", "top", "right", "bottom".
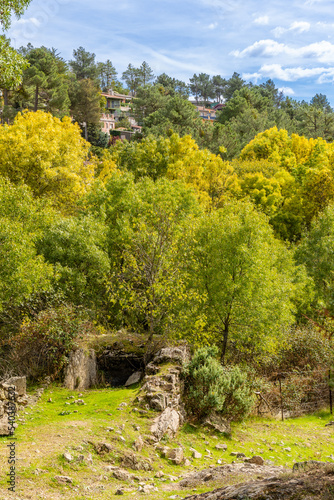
{"left": 0, "top": 377, "right": 27, "bottom": 436}
{"left": 63, "top": 349, "right": 97, "bottom": 391}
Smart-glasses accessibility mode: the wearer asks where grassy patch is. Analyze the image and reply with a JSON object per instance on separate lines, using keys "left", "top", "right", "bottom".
{"left": 0, "top": 383, "right": 333, "bottom": 499}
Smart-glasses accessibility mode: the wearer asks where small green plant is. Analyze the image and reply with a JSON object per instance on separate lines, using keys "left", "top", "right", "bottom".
{"left": 183, "top": 346, "right": 255, "bottom": 421}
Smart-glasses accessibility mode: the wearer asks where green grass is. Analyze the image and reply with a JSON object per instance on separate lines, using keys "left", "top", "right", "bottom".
{"left": 0, "top": 383, "right": 333, "bottom": 499}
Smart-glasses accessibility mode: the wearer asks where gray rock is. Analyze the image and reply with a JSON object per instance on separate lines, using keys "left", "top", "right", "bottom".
{"left": 63, "top": 452, "right": 73, "bottom": 462}
{"left": 4, "top": 376, "right": 26, "bottom": 397}
{"left": 125, "top": 371, "right": 142, "bottom": 386}
{"left": 215, "top": 444, "right": 227, "bottom": 451}
{"left": 190, "top": 448, "right": 202, "bottom": 459}
{"left": 166, "top": 447, "right": 184, "bottom": 465}
{"left": 54, "top": 475, "right": 73, "bottom": 484}
{"left": 64, "top": 348, "right": 97, "bottom": 390}
{"left": 153, "top": 346, "right": 190, "bottom": 365}
{"left": 151, "top": 407, "right": 181, "bottom": 440}
{"left": 134, "top": 435, "right": 144, "bottom": 452}
{"left": 204, "top": 412, "right": 231, "bottom": 435}
{"left": 113, "top": 468, "right": 133, "bottom": 481}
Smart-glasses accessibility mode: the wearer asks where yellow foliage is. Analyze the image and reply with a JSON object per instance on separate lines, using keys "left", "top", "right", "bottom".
{"left": 0, "top": 110, "right": 92, "bottom": 211}
{"left": 166, "top": 134, "right": 233, "bottom": 207}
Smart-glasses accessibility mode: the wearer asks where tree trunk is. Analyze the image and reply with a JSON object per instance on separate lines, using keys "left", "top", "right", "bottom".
{"left": 34, "top": 85, "right": 39, "bottom": 111}
{"left": 220, "top": 324, "right": 229, "bottom": 365}
{"left": 3, "top": 89, "right": 9, "bottom": 106}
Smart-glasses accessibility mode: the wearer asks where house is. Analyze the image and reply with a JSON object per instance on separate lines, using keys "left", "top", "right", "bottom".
{"left": 100, "top": 89, "right": 141, "bottom": 136}
{"left": 194, "top": 105, "right": 217, "bottom": 122}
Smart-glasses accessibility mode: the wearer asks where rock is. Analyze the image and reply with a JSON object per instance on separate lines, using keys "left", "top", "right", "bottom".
{"left": 125, "top": 371, "right": 142, "bottom": 386}
{"left": 166, "top": 447, "right": 184, "bottom": 465}
{"left": 190, "top": 448, "right": 202, "bottom": 459}
{"left": 134, "top": 435, "right": 144, "bottom": 452}
{"left": 215, "top": 444, "right": 227, "bottom": 451}
{"left": 325, "top": 421, "right": 334, "bottom": 426}
{"left": 63, "top": 452, "right": 73, "bottom": 462}
{"left": 204, "top": 412, "right": 231, "bottom": 435}
{"left": 113, "top": 469, "right": 133, "bottom": 481}
{"left": 115, "top": 489, "right": 124, "bottom": 495}
{"left": 184, "top": 459, "right": 192, "bottom": 466}
{"left": 244, "top": 455, "right": 265, "bottom": 465}
{"left": 156, "top": 445, "right": 170, "bottom": 457}
{"left": 155, "top": 471, "right": 164, "bottom": 478}
{"left": 54, "top": 475, "right": 73, "bottom": 484}
{"left": 4, "top": 376, "right": 26, "bottom": 397}
{"left": 153, "top": 346, "right": 190, "bottom": 365}
{"left": 92, "top": 442, "right": 113, "bottom": 454}
{"left": 64, "top": 348, "right": 97, "bottom": 390}
{"left": 120, "top": 452, "right": 153, "bottom": 471}
{"left": 151, "top": 407, "right": 181, "bottom": 440}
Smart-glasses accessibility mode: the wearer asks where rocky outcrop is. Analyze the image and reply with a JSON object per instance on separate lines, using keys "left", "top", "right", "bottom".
{"left": 182, "top": 462, "right": 334, "bottom": 500}
{"left": 64, "top": 348, "right": 97, "bottom": 390}
{"left": 0, "top": 376, "right": 27, "bottom": 436}
{"left": 135, "top": 345, "right": 189, "bottom": 441}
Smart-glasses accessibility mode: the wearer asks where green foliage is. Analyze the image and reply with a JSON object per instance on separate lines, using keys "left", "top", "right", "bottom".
{"left": 83, "top": 172, "right": 202, "bottom": 336}
{"left": 176, "top": 200, "right": 308, "bottom": 361}
{"left": 7, "top": 305, "right": 95, "bottom": 379}
{"left": 0, "top": 35, "right": 29, "bottom": 89}
{"left": 0, "top": 0, "right": 31, "bottom": 30}
{"left": 0, "top": 179, "right": 54, "bottom": 312}
{"left": 183, "top": 346, "right": 255, "bottom": 420}
{"left": 36, "top": 214, "right": 110, "bottom": 309}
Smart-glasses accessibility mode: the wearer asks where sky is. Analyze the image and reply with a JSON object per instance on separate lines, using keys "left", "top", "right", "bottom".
{"left": 7, "top": 0, "right": 334, "bottom": 104}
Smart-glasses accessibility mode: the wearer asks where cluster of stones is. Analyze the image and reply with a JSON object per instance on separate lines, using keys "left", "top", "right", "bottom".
{"left": 0, "top": 377, "right": 27, "bottom": 435}
{"left": 135, "top": 346, "right": 191, "bottom": 441}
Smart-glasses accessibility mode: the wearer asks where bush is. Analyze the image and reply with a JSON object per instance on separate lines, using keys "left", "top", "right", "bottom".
{"left": 183, "top": 346, "right": 255, "bottom": 421}
{"left": 4, "top": 305, "right": 97, "bottom": 380}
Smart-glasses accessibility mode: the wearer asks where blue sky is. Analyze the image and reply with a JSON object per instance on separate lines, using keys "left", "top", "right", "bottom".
{"left": 7, "top": 0, "right": 334, "bottom": 104}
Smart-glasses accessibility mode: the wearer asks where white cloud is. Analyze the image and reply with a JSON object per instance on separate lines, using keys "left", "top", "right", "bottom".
{"left": 278, "top": 86, "right": 295, "bottom": 96}
{"left": 208, "top": 22, "right": 218, "bottom": 29}
{"left": 253, "top": 16, "right": 269, "bottom": 25}
{"left": 252, "top": 63, "right": 334, "bottom": 82}
{"left": 272, "top": 21, "right": 311, "bottom": 37}
{"left": 12, "top": 16, "right": 41, "bottom": 27}
{"left": 232, "top": 39, "right": 334, "bottom": 64}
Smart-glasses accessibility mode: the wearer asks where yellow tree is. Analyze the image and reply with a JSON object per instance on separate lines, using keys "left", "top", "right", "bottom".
{"left": 0, "top": 111, "right": 93, "bottom": 211}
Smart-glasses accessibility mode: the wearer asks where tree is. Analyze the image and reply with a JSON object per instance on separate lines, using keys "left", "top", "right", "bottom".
{"left": 0, "top": 35, "right": 29, "bottom": 105}
{"left": 121, "top": 64, "right": 141, "bottom": 93}
{"left": 69, "top": 47, "right": 98, "bottom": 81}
{"left": 0, "top": 0, "right": 31, "bottom": 30}
{"left": 224, "top": 72, "right": 246, "bottom": 101}
{"left": 36, "top": 214, "right": 110, "bottom": 309}
{"left": 155, "top": 73, "right": 189, "bottom": 98}
{"left": 143, "top": 94, "right": 203, "bottom": 139}
{"left": 83, "top": 173, "right": 202, "bottom": 338}
{"left": 189, "top": 73, "right": 215, "bottom": 104}
{"left": 295, "top": 205, "right": 334, "bottom": 324}
{"left": 178, "top": 200, "right": 305, "bottom": 362}
{"left": 69, "top": 78, "right": 104, "bottom": 140}
{"left": 0, "top": 111, "right": 92, "bottom": 211}
{"left": 131, "top": 84, "right": 169, "bottom": 125}
{"left": 138, "top": 61, "right": 155, "bottom": 86}
{"left": 97, "top": 60, "right": 117, "bottom": 92}
{"left": 0, "top": 179, "right": 53, "bottom": 312}
{"left": 22, "top": 46, "right": 70, "bottom": 114}
{"left": 212, "top": 75, "right": 227, "bottom": 103}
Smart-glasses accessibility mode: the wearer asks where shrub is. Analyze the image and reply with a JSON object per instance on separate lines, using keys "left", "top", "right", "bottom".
{"left": 183, "top": 346, "right": 255, "bottom": 421}
{"left": 5, "top": 304, "right": 96, "bottom": 380}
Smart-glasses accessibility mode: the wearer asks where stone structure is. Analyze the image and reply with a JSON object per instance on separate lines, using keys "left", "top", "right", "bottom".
{"left": 64, "top": 349, "right": 97, "bottom": 390}
{"left": 0, "top": 376, "right": 27, "bottom": 436}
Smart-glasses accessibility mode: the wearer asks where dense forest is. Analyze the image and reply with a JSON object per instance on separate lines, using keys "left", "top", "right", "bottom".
{"left": 1, "top": 4, "right": 334, "bottom": 397}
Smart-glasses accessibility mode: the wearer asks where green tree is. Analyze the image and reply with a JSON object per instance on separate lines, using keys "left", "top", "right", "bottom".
{"left": 97, "top": 59, "right": 118, "bottom": 92}
{"left": 0, "top": 179, "right": 53, "bottom": 312}
{"left": 0, "top": 0, "right": 31, "bottom": 30}
{"left": 22, "top": 46, "right": 70, "bottom": 114}
{"left": 138, "top": 61, "right": 155, "bottom": 86}
{"left": 143, "top": 94, "right": 203, "bottom": 139}
{"left": 155, "top": 73, "right": 189, "bottom": 98}
{"left": 212, "top": 75, "right": 227, "bottom": 103}
{"left": 0, "top": 36, "right": 29, "bottom": 97}
{"left": 121, "top": 63, "right": 141, "bottom": 93}
{"left": 190, "top": 73, "right": 215, "bottom": 104}
{"left": 178, "top": 200, "right": 306, "bottom": 362}
{"left": 83, "top": 173, "right": 202, "bottom": 337}
{"left": 224, "top": 72, "right": 246, "bottom": 101}
{"left": 131, "top": 84, "right": 169, "bottom": 125}
{"left": 69, "top": 47, "right": 98, "bottom": 81}
{"left": 69, "top": 78, "right": 104, "bottom": 140}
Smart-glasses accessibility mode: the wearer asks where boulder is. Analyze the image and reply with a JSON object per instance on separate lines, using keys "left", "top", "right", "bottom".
{"left": 166, "top": 447, "right": 184, "bottom": 465}
{"left": 244, "top": 455, "right": 265, "bottom": 465}
{"left": 4, "top": 376, "right": 26, "bottom": 397}
{"left": 150, "top": 407, "right": 181, "bottom": 440}
{"left": 64, "top": 349, "right": 97, "bottom": 390}
{"left": 204, "top": 412, "right": 231, "bottom": 435}
{"left": 153, "top": 346, "right": 190, "bottom": 365}
{"left": 124, "top": 371, "right": 142, "bottom": 387}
